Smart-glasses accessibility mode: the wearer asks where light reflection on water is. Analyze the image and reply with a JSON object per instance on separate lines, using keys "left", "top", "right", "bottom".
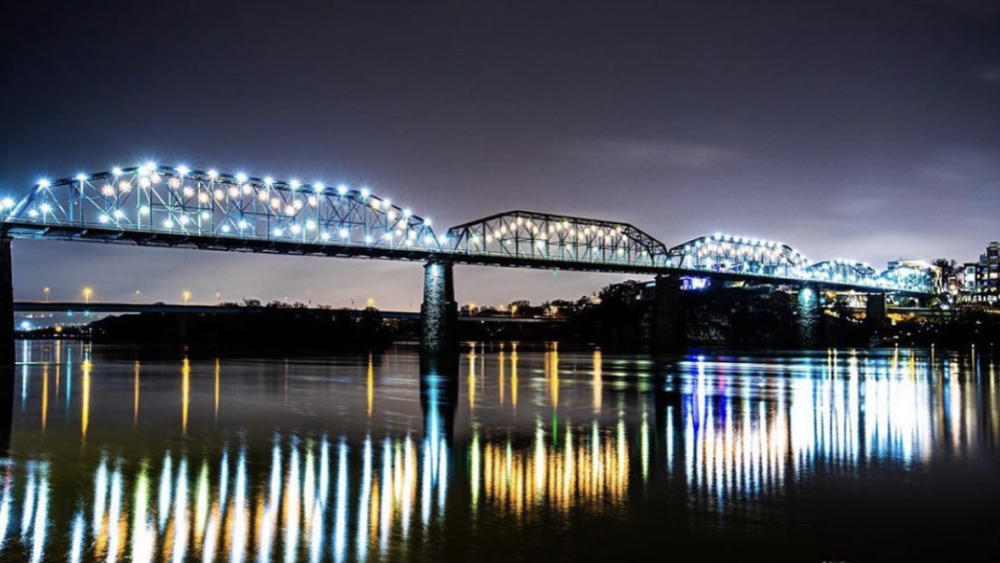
{"left": 0, "top": 341, "right": 998, "bottom": 561}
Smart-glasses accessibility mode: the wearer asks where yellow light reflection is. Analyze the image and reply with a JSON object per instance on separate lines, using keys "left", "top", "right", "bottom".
{"left": 367, "top": 354, "right": 374, "bottom": 420}
{"left": 41, "top": 364, "right": 48, "bottom": 432}
{"left": 181, "top": 358, "right": 190, "bottom": 436}
{"left": 81, "top": 360, "right": 91, "bottom": 441}
{"left": 592, "top": 349, "right": 602, "bottom": 413}
{"left": 134, "top": 360, "right": 141, "bottom": 427}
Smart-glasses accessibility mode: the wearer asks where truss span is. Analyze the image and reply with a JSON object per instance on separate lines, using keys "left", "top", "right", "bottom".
{"left": 0, "top": 164, "right": 441, "bottom": 257}
{"left": 667, "top": 234, "right": 809, "bottom": 277}
{"left": 446, "top": 210, "right": 671, "bottom": 269}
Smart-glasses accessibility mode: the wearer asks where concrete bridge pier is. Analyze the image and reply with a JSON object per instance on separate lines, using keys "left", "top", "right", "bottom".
{"left": 796, "top": 284, "right": 823, "bottom": 347}
{"left": 652, "top": 274, "right": 686, "bottom": 352}
{"left": 866, "top": 292, "right": 887, "bottom": 330}
{"left": 421, "top": 261, "right": 459, "bottom": 354}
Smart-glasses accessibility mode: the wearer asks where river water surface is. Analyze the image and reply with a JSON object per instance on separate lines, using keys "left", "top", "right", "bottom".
{"left": 1, "top": 340, "right": 999, "bottom": 562}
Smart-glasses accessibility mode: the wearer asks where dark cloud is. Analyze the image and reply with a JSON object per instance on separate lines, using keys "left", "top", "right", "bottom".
{"left": 978, "top": 66, "right": 1000, "bottom": 84}
{"left": 560, "top": 138, "right": 742, "bottom": 171}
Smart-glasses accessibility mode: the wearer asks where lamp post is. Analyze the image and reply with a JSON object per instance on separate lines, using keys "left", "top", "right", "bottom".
{"left": 83, "top": 287, "right": 93, "bottom": 304}
{"left": 43, "top": 287, "right": 50, "bottom": 302}
{"left": 182, "top": 291, "right": 192, "bottom": 305}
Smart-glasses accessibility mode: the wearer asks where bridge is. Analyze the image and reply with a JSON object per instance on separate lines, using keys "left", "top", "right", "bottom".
{"left": 0, "top": 162, "right": 937, "bottom": 356}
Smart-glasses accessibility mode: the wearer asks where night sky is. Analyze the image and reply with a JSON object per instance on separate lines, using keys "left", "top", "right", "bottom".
{"left": 3, "top": 0, "right": 999, "bottom": 309}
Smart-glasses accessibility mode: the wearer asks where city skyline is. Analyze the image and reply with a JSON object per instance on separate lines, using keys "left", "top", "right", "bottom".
{"left": 4, "top": 0, "right": 1000, "bottom": 308}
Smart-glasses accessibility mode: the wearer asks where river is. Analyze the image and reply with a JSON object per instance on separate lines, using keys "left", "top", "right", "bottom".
{"left": 1, "top": 340, "right": 998, "bottom": 562}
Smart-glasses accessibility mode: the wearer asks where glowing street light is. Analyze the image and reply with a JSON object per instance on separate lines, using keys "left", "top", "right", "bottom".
{"left": 134, "top": 290, "right": 142, "bottom": 302}
{"left": 182, "top": 291, "right": 192, "bottom": 305}
{"left": 43, "top": 287, "right": 50, "bottom": 302}
{"left": 82, "top": 287, "right": 93, "bottom": 304}
{"left": 366, "top": 297, "right": 375, "bottom": 308}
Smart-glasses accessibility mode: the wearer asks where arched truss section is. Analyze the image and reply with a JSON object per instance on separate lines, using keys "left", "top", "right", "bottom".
{"left": 805, "top": 260, "right": 878, "bottom": 286}
{"left": 880, "top": 263, "right": 936, "bottom": 294}
{"left": 1, "top": 164, "right": 440, "bottom": 253}
{"left": 446, "top": 211, "right": 670, "bottom": 268}
{"left": 667, "top": 234, "right": 810, "bottom": 277}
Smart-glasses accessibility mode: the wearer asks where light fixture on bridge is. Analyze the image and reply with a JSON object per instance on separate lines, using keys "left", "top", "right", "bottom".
{"left": 264, "top": 176, "right": 275, "bottom": 186}
{"left": 0, "top": 198, "right": 14, "bottom": 210}
{"left": 313, "top": 182, "right": 325, "bottom": 192}
{"left": 140, "top": 161, "right": 157, "bottom": 174}
{"left": 289, "top": 179, "right": 301, "bottom": 190}
{"left": 235, "top": 172, "right": 248, "bottom": 183}
{"left": 75, "top": 173, "right": 88, "bottom": 182}
{"left": 112, "top": 167, "right": 123, "bottom": 176}
{"left": 176, "top": 165, "right": 190, "bottom": 176}
{"left": 207, "top": 169, "right": 219, "bottom": 179}
{"left": 360, "top": 187, "right": 370, "bottom": 199}
{"left": 39, "top": 203, "right": 52, "bottom": 214}
{"left": 337, "top": 184, "right": 348, "bottom": 195}
{"left": 37, "top": 178, "right": 50, "bottom": 189}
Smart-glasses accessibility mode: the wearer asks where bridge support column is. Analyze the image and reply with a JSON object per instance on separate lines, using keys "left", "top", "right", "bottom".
{"left": 796, "top": 284, "right": 823, "bottom": 348}
{"left": 866, "top": 292, "right": 887, "bottom": 331}
{"left": 421, "top": 261, "right": 458, "bottom": 354}
{"left": 652, "top": 274, "right": 686, "bottom": 352}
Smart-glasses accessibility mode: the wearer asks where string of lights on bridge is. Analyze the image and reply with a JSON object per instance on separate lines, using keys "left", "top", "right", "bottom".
{"left": 0, "top": 160, "right": 935, "bottom": 294}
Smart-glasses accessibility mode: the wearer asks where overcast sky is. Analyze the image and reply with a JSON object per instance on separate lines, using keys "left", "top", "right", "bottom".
{"left": 3, "top": 0, "right": 999, "bottom": 309}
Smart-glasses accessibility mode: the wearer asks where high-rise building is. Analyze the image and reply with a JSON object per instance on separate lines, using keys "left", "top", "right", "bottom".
{"left": 964, "top": 241, "right": 999, "bottom": 303}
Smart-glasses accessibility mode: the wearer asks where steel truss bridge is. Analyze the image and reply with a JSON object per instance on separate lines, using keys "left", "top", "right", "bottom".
{"left": 0, "top": 163, "right": 935, "bottom": 296}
